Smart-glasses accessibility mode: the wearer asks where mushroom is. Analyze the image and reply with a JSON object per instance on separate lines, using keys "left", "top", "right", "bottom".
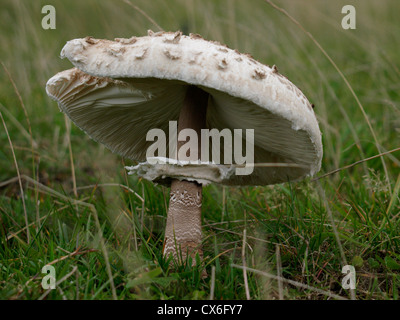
{"left": 46, "top": 31, "right": 322, "bottom": 268}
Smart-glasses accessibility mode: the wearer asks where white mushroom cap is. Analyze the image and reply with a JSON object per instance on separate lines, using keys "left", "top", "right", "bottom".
{"left": 46, "top": 31, "right": 323, "bottom": 186}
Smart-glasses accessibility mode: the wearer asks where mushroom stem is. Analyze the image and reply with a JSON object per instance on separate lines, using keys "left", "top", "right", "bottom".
{"left": 163, "top": 85, "right": 209, "bottom": 265}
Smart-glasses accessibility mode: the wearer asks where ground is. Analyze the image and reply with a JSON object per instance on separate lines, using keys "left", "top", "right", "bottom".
{"left": 0, "top": 0, "right": 399, "bottom": 300}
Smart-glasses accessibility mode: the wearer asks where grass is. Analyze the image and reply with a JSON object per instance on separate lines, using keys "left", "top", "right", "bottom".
{"left": 0, "top": 0, "right": 400, "bottom": 300}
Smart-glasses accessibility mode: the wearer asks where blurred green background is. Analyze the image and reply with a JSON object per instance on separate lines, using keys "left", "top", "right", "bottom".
{"left": 0, "top": 0, "right": 399, "bottom": 300}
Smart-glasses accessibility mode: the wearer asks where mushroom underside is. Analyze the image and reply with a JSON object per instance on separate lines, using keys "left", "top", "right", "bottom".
{"left": 47, "top": 72, "right": 319, "bottom": 186}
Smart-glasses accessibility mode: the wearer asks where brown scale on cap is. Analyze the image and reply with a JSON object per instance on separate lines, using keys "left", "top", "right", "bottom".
{"left": 114, "top": 37, "right": 137, "bottom": 45}
{"left": 217, "top": 58, "right": 228, "bottom": 70}
{"left": 84, "top": 36, "right": 99, "bottom": 45}
{"left": 217, "top": 47, "right": 229, "bottom": 53}
{"left": 106, "top": 45, "right": 126, "bottom": 57}
{"left": 134, "top": 47, "right": 148, "bottom": 60}
{"left": 163, "top": 31, "right": 182, "bottom": 44}
{"left": 189, "top": 33, "right": 203, "bottom": 40}
{"left": 163, "top": 48, "right": 182, "bottom": 60}
{"left": 252, "top": 68, "right": 267, "bottom": 80}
